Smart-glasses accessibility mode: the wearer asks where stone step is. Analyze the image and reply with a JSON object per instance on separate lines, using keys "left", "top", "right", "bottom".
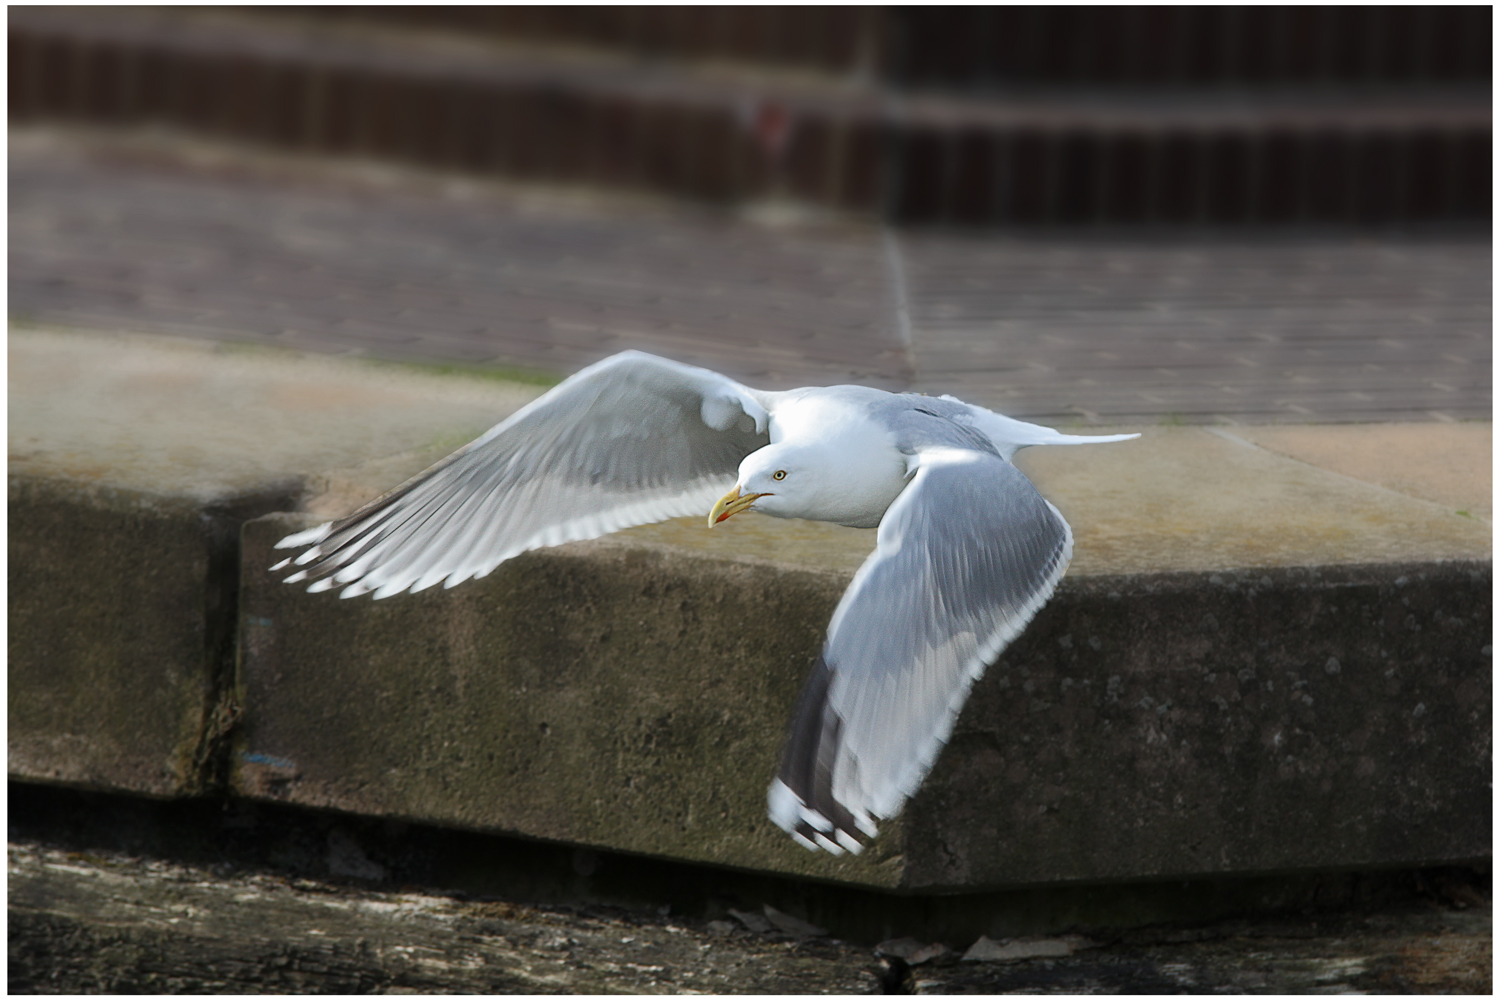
{"left": 271, "top": 6, "right": 878, "bottom": 79}
{"left": 9, "top": 6, "right": 1490, "bottom": 226}
{"left": 65, "top": 7, "right": 1499, "bottom": 91}
{"left": 11, "top": 127, "right": 1492, "bottom": 425}
{"left": 8, "top": 326, "right": 1490, "bottom": 894}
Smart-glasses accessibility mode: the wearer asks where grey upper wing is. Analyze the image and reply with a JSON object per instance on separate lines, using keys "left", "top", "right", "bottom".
{"left": 768, "top": 447, "right": 1072, "bottom": 853}
{"left": 275, "top": 350, "right": 771, "bottom": 599}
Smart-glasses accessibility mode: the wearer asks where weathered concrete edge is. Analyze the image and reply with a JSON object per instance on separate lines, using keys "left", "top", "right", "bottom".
{"left": 229, "top": 506, "right": 1493, "bottom": 891}
{"left": 907, "top": 558, "right": 1493, "bottom": 893}
{"left": 7, "top": 472, "right": 304, "bottom": 797}
{"left": 9, "top": 485, "right": 1491, "bottom": 888}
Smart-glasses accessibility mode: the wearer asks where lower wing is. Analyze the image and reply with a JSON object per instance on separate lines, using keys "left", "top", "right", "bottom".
{"left": 768, "top": 446, "right": 1072, "bottom": 853}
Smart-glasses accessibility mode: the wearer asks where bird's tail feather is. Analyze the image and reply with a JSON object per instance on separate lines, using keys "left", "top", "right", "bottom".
{"left": 947, "top": 398, "right": 1140, "bottom": 457}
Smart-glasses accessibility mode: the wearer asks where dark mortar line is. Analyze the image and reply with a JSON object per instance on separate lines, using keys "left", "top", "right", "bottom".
{"left": 7, "top": 781, "right": 1487, "bottom": 947}
{"left": 190, "top": 483, "right": 306, "bottom": 794}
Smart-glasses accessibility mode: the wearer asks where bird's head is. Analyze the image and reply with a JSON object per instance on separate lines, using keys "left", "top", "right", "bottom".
{"left": 708, "top": 445, "right": 807, "bottom": 526}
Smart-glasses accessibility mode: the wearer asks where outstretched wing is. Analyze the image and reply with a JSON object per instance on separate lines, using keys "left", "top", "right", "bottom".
{"left": 768, "top": 447, "right": 1071, "bottom": 853}
{"left": 274, "top": 350, "right": 771, "bottom": 599}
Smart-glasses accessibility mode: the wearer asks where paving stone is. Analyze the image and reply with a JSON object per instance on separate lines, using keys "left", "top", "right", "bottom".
{"left": 1230, "top": 423, "right": 1493, "bottom": 521}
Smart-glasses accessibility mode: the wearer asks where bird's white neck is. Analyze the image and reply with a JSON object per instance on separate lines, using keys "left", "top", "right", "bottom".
{"left": 764, "top": 394, "right": 911, "bottom": 528}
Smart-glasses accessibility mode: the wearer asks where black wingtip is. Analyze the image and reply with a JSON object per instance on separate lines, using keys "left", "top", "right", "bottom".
{"left": 769, "top": 656, "right": 875, "bottom": 853}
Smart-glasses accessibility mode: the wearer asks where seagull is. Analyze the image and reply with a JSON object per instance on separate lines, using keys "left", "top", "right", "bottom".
{"left": 272, "top": 350, "right": 1136, "bottom": 855}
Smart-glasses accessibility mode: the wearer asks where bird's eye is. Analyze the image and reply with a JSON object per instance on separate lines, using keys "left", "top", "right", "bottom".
{"left": 773, "top": 470, "right": 787, "bottom": 481}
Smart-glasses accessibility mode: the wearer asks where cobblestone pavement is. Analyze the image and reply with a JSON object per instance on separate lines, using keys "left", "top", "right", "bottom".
{"left": 9, "top": 843, "right": 1491, "bottom": 994}
{"left": 10, "top": 127, "right": 1491, "bottom": 424}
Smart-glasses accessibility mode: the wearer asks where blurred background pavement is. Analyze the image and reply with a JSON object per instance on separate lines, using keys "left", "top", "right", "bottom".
{"left": 8, "top": 4, "right": 1492, "bottom": 424}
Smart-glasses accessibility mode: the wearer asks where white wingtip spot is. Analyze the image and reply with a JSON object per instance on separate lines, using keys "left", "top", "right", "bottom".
{"left": 767, "top": 779, "right": 803, "bottom": 833}
{"left": 774, "top": 779, "right": 798, "bottom": 827}
{"left": 269, "top": 557, "right": 292, "bottom": 572}
{"left": 799, "top": 805, "right": 834, "bottom": 833}
{"left": 293, "top": 547, "right": 322, "bottom": 566}
{"left": 835, "top": 830, "right": 864, "bottom": 854}
{"left": 283, "top": 570, "right": 309, "bottom": 584}
{"left": 812, "top": 832, "right": 845, "bottom": 855}
{"left": 276, "top": 523, "right": 331, "bottom": 549}
{"left": 789, "top": 829, "right": 820, "bottom": 852}
{"left": 304, "top": 577, "right": 333, "bottom": 593}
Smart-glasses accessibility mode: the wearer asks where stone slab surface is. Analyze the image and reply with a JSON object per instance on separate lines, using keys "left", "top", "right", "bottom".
{"left": 1231, "top": 423, "right": 1493, "bottom": 522}
{"left": 8, "top": 326, "right": 545, "bottom": 505}
{"left": 1013, "top": 425, "right": 1490, "bottom": 576}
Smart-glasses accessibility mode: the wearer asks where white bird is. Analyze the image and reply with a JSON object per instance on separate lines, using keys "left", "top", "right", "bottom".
{"left": 272, "top": 350, "right": 1136, "bottom": 854}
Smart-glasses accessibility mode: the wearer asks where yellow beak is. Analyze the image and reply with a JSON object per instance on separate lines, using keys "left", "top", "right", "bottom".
{"left": 708, "top": 486, "right": 768, "bottom": 527}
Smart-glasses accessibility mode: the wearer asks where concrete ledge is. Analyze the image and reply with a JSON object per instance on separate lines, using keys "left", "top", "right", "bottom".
{"left": 237, "top": 509, "right": 1491, "bottom": 891}
{"left": 8, "top": 475, "right": 293, "bottom": 796}
{"left": 8, "top": 326, "right": 539, "bottom": 797}
{"left": 9, "top": 326, "right": 1492, "bottom": 894}
{"left": 237, "top": 512, "right": 869, "bottom": 882}
{"left": 914, "top": 562, "right": 1491, "bottom": 888}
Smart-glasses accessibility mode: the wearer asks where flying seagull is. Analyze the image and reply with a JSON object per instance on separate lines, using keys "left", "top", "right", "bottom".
{"left": 272, "top": 351, "right": 1136, "bottom": 854}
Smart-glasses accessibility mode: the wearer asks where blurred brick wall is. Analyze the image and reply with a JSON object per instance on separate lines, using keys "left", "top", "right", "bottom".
{"left": 9, "top": 6, "right": 1491, "bottom": 227}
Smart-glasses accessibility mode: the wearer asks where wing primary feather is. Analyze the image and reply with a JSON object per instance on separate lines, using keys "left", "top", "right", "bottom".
{"left": 768, "top": 655, "right": 875, "bottom": 850}
{"left": 355, "top": 467, "right": 500, "bottom": 592}
{"left": 270, "top": 351, "right": 771, "bottom": 595}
